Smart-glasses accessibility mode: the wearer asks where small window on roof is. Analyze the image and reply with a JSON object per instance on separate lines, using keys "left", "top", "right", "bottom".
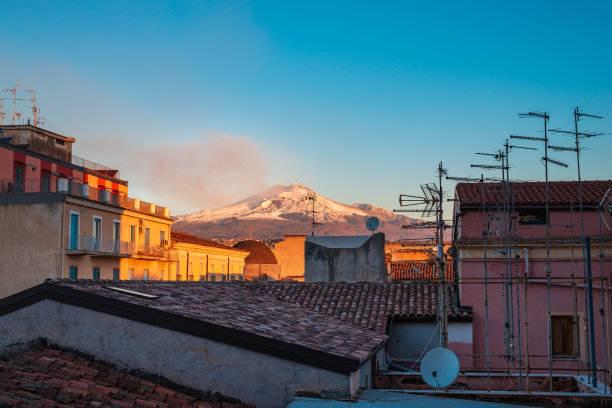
{"left": 105, "top": 286, "right": 159, "bottom": 300}
{"left": 55, "top": 139, "right": 65, "bottom": 145}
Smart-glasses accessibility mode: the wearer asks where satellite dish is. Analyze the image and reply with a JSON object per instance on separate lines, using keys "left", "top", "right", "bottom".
{"left": 420, "top": 347, "right": 459, "bottom": 388}
{"left": 366, "top": 216, "right": 379, "bottom": 232}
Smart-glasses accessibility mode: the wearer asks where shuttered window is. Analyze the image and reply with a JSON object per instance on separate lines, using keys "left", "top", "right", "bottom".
{"left": 552, "top": 315, "right": 575, "bottom": 357}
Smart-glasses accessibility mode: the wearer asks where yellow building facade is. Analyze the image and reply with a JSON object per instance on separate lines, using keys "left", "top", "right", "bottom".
{"left": 171, "top": 231, "right": 249, "bottom": 281}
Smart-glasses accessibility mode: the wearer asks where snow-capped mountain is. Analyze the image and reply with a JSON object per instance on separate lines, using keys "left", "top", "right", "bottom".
{"left": 173, "top": 183, "right": 428, "bottom": 241}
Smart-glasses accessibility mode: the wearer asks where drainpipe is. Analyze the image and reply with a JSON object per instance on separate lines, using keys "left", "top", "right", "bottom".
{"left": 522, "top": 248, "right": 529, "bottom": 391}
{"left": 186, "top": 251, "right": 189, "bottom": 281}
{"left": 205, "top": 254, "right": 209, "bottom": 281}
{"left": 60, "top": 199, "right": 65, "bottom": 278}
{"left": 227, "top": 257, "right": 230, "bottom": 281}
{"left": 586, "top": 238, "right": 597, "bottom": 387}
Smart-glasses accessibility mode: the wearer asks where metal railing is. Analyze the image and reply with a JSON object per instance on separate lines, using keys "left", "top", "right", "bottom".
{"left": 0, "top": 178, "right": 57, "bottom": 193}
{"left": 0, "top": 179, "right": 127, "bottom": 206}
{"left": 67, "top": 235, "right": 129, "bottom": 255}
{"left": 0, "top": 130, "right": 120, "bottom": 179}
{"left": 129, "top": 242, "right": 178, "bottom": 260}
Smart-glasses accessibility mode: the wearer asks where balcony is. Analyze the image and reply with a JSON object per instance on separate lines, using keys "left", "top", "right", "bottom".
{"left": 66, "top": 237, "right": 177, "bottom": 260}
{"left": 66, "top": 236, "right": 131, "bottom": 257}
{"left": 2, "top": 179, "right": 171, "bottom": 218}
{"left": 129, "top": 243, "right": 178, "bottom": 261}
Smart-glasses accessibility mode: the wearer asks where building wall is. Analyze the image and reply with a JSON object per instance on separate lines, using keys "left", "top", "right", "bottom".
{"left": 272, "top": 235, "right": 307, "bottom": 280}
{"left": 455, "top": 207, "right": 612, "bottom": 376}
{"left": 244, "top": 264, "right": 282, "bottom": 281}
{"left": 0, "top": 300, "right": 363, "bottom": 408}
{"left": 172, "top": 243, "right": 247, "bottom": 282}
{"left": 0, "top": 201, "right": 62, "bottom": 297}
{"left": 305, "top": 233, "right": 385, "bottom": 282}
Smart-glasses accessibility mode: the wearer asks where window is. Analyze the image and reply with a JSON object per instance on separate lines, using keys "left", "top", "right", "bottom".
{"left": 93, "top": 217, "right": 102, "bottom": 250}
{"left": 188, "top": 262, "right": 193, "bottom": 280}
{"left": 14, "top": 163, "right": 24, "bottom": 192}
{"left": 69, "top": 266, "right": 78, "bottom": 279}
{"left": 221, "top": 275, "right": 226, "bottom": 282}
{"left": 129, "top": 268, "right": 134, "bottom": 280}
{"left": 93, "top": 267, "right": 100, "bottom": 280}
{"left": 130, "top": 226, "right": 136, "bottom": 243}
{"left": 69, "top": 212, "right": 79, "bottom": 250}
{"left": 518, "top": 209, "right": 546, "bottom": 225}
{"left": 159, "top": 270, "right": 164, "bottom": 280}
{"left": 160, "top": 230, "right": 165, "bottom": 246}
{"left": 41, "top": 172, "right": 51, "bottom": 192}
{"left": 113, "top": 221, "right": 121, "bottom": 252}
{"left": 143, "top": 269, "right": 149, "bottom": 280}
{"left": 144, "top": 228, "right": 150, "bottom": 246}
{"left": 552, "top": 315, "right": 576, "bottom": 357}
{"left": 113, "top": 268, "right": 120, "bottom": 280}
{"left": 210, "top": 275, "right": 216, "bottom": 282}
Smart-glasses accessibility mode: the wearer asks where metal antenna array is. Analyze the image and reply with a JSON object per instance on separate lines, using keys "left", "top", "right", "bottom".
{"left": 2, "top": 84, "right": 42, "bottom": 126}
{"left": 396, "top": 162, "right": 449, "bottom": 348}
{"left": 305, "top": 191, "right": 319, "bottom": 236}
{"left": 547, "top": 108, "right": 605, "bottom": 387}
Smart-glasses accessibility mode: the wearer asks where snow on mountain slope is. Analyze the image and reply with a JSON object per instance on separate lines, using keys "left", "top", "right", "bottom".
{"left": 174, "top": 183, "right": 426, "bottom": 241}
{"left": 177, "top": 183, "right": 371, "bottom": 223}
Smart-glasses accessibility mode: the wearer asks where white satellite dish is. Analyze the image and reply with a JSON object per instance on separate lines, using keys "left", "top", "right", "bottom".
{"left": 420, "top": 347, "right": 459, "bottom": 388}
{"left": 366, "top": 216, "right": 379, "bottom": 232}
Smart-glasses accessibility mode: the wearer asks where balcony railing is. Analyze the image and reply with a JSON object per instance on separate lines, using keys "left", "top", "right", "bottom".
{"left": 0, "top": 131, "right": 120, "bottom": 179}
{"left": 130, "top": 243, "right": 178, "bottom": 260}
{"left": 66, "top": 236, "right": 177, "bottom": 260}
{"left": 67, "top": 236, "right": 130, "bottom": 256}
{"left": 1, "top": 179, "right": 170, "bottom": 218}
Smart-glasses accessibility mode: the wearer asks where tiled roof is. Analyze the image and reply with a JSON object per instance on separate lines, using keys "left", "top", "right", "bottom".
{"left": 44, "top": 280, "right": 386, "bottom": 364}
{"left": 387, "top": 261, "right": 454, "bottom": 282}
{"left": 455, "top": 180, "right": 612, "bottom": 207}
{"left": 247, "top": 282, "right": 471, "bottom": 333}
{"left": 171, "top": 231, "right": 246, "bottom": 252}
{"left": 0, "top": 346, "right": 247, "bottom": 407}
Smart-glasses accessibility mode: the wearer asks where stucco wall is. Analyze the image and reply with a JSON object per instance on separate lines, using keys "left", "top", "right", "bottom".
{"left": 0, "top": 300, "right": 360, "bottom": 407}
{"left": 0, "top": 201, "right": 62, "bottom": 298}
{"left": 305, "top": 233, "right": 385, "bottom": 282}
{"left": 272, "top": 235, "right": 307, "bottom": 280}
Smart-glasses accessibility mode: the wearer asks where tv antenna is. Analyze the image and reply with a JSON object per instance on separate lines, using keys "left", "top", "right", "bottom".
{"left": 0, "top": 97, "right": 5, "bottom": 126}
{"left": 25, "top": 89, "right": 44, "bottom": 126}
{"left": 305, "top": 191, "right": 319, "bottom": 236}
{"left": 4, "top": 83, "right": 27, "bottom": 125}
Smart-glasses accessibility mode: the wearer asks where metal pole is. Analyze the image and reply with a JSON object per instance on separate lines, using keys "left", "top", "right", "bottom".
{"left": 481, "top": 177, "right": 491, "bottom": 391}
{"left": 543, "top": 114, "right": 553, "bottom": 392}
{"left": 438, "top": 162, "right": 448, "bottom": 348}
{"left": 598, "top": 208, "right": 608, "bottom": 388}
{"left": 586, "top": 237, "right": 598, "bottom": 387}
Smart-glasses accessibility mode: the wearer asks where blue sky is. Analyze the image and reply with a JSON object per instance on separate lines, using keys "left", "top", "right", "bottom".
{"left": 1, "top": 1, "right": 611, "bottom": 216}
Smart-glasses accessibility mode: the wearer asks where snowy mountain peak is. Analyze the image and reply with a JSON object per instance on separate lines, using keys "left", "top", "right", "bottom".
{"left": 174, "top": 183, "right": 424, "bottom": 240}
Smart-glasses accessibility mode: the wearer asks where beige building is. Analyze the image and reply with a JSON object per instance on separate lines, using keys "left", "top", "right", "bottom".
{"left": 0, "top": 181, "right": 175, "bottom": 298}
{"left": 271, "top": 235, "right": 307, "bottom": 281}
{"left": 171, "top": 231, "right": 249, "bottom": 281}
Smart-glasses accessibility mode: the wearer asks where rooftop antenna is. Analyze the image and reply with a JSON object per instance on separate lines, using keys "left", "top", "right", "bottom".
{"left": 396, "top": 162, "right": 448, "bottom": 348}
{"left": 0, "top": 97, "right": 5, "bottom": 126}
{"left": 25, "top": 89, "right": 44, "bottom": 126}
{"left": 513, "top": 110, "right": 561, "bottom": 392}
{"left": 305, "top": 191, "right": 319, "bottom": 236}
{"left": 548, "top": 107, "right": 605, "bottom": 388}
{"left": 4, "top": 83, "right": 26, "bottom": 125}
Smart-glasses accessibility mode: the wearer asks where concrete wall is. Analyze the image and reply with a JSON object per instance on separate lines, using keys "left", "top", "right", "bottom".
{"left": 0, "top": 201, "right": 62, "bottom": 297}
{"left": 0, "top": 300, "right": 364, "bottom": 408}
{"left": 272, "top": 235, "right": 307, "bottom": 280}
{"left": 244, "top": 264, "right": 282, "bottom": 281}
{"left": 305, "top": 233, "right": 385, "bottom": 282}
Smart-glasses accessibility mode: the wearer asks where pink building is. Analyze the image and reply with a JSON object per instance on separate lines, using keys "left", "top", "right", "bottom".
{"left": 452, "top": 180, "right": 612, "bottom": 390}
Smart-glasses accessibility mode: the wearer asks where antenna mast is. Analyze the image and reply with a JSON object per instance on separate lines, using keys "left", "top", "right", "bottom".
{"left": 305, "top": 191, "right": 318, "bottom": 236}
{"left": 25, "top": 89, "right": 44, "bottom": 126}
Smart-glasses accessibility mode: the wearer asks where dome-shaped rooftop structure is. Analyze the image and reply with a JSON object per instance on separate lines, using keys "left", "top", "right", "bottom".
{"left": 233, "top": 240, "right": 278, "bottom": 264}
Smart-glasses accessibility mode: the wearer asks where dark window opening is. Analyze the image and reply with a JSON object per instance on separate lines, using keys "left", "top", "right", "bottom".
{"left": 518, "top": 209, "right": 546, "bottom": 225}
{"left": 552, "top": 315, "right": 576, "bottom": 357}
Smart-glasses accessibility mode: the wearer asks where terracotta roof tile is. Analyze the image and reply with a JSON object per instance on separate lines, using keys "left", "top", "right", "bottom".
{"left": 171, "top": 231, "right": 246, "bottom": 252}
{"left": 456, "top": 180, "right": 612, "bottom": 207}
{"left": 246, "top": 281, "right": 471, "bottom": 333}
{"left": 0, "top": 347, "right": 244, "bottom": 407}
{"left": 48, "top": 280, "right": 386, "bottom": 362}
{"left": 387, "top": 260, "right": 454, "bottom": 281}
